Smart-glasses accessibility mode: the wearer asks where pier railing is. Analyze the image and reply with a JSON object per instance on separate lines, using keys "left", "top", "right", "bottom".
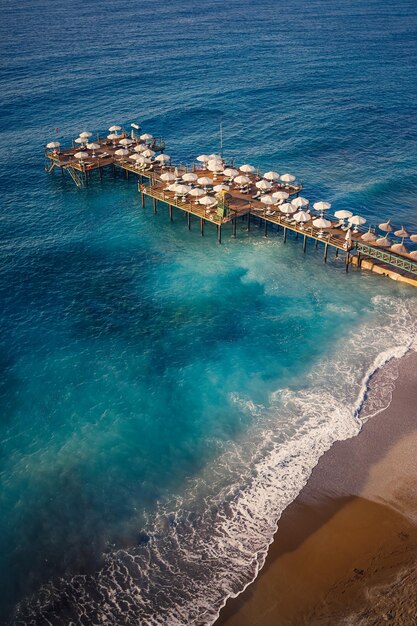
{"left": 356, "top": 242, "right": 417, "bottom": 276}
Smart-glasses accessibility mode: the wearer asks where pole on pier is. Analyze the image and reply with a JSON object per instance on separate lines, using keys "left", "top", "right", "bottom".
{"left": 200, "top": 218, "right": 205, "bottom": 236}
{"left": 125, "top": 168, "right": 129, "bottom": 179}
{"left": 264, "top": 219, "right": 268, "bottom": 238}
{"left": 303, "top": 234, "right": 307, "bottom": 252}
{"left": 315, "top": 238, "right": 319, "bottom": 249}
{"left": 345, "top": 252, "right": 350, "bottom": 272}
{"left": 284, "top": 227, "right": 287, "bottom": 243}
{"left": 169, "top": 204, "right": 173, "bottom": 221}
{"left": 357, "top": 252, "right": 362, "bottom": 268}
{"left": 153, "top": 197, "right": 157, "bottom": 214}
{"left": 187, "top": 211, "right": 191, "bottom": 230}
{"left": 335, "top": 248, "right": 339, "bottom": 258}
{"left": 233, "top": 217, "right": 237, "bottom": 238}
{"left": 295, "top": 230, "right": 299, "bottom": 240}
{"left": 324, "top": 243, "right": 329, "bottom": 263}
{"left": 141, "top": 191, "right": 145, "bottom": 208}
{"left": 217, "top": 224, "right": 222, "bottom": 244}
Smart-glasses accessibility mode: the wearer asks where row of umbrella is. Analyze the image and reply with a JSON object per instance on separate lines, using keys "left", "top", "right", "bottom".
{"left": 196, "top": 155, "right": 297, "bottom": 183}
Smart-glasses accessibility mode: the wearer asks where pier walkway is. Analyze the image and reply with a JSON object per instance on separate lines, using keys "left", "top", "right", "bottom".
{"left": 45, "top": 131, "right": 417, "bottom": 289}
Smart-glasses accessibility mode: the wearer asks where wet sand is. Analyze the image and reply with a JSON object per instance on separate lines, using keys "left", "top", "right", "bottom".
{"left": 216, "top": 350, "right": 417, "bottom": 626}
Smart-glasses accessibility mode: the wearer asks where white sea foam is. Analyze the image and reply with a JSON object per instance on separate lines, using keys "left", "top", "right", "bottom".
{"left": 14, "top": 294, "right": 417, "bottom": 625}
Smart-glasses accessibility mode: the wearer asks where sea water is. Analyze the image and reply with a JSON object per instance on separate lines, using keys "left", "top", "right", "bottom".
{"left": 1, "top": 0, "right": 417, "bottom": 623}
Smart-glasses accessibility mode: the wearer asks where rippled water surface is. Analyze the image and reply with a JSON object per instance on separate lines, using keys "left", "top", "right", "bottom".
{"left": 1, "top": 0, "right": 417, "bottom": 623}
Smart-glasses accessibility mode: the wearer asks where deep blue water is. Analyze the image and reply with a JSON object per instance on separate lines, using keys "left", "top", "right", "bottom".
{"left": 1, "top": 0, "right": 417, "bottom": 624}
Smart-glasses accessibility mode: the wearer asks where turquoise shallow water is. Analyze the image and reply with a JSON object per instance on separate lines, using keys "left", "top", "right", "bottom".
{"left": 1, "top": 0, "right": 417, "bottom": 623}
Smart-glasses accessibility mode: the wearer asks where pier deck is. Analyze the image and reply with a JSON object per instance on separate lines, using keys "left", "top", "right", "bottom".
{"left": 45, "top": 133, "right": 417, "bottom": 288}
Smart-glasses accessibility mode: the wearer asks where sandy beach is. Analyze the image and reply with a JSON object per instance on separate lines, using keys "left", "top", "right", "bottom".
{"left": 217, "top": 350, "right": 417, "bottom": 626}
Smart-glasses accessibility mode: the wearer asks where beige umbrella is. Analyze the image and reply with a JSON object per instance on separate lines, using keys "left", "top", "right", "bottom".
{"left": 348, "top": 215, "right": 366, "bottom": 232}
{"left": 142, "top": 148, "right": 155, "bottom": 158}
{"left": 263, "top": 171, "right": 280, "bottom": 181}
{"left": 129, "top": 154, "right": 142, "bottom": 161}
{"left": 207, "top": 160, "right": 224, "bottom": 173}
{"left": 197, "top": 176, "right": 213, "bottom": 188}
{"left": 410, "top": 234, "right": 417, "bottom": 243}
{"left": 294, "top": 211, "right": 311, "bottom": 223}
{"left": 74, "top": 151, "right": 89, "bottom": 160}
{"left": 134, "top": 144, "right": 147, "bottom": 153}
{"left": 313, "top": 217, "right": 332, "bottom": 237}
{"left": 46, "top": 141, "right": 60, "bottom": 149}
{"left": 394, "top": 226, "right": 410, "bottom": 238}
{"left": 260, "top": 195, "right": 277, "bottom": 206}
{"left": 119, "top": 138, "right": 133, "bottom": 147}
{"left": 256, "top": 179, "right": 272, "bottom": 191}
{"left": 291, "top": 196, "right": 309, "bottom": 209}
{"left": 313, "top": 201, "right": 331, "bottom": 213}
{"left": 361, "top": 228, "right": 377, "bottom": 242}
{"left": 376, "top": 235, "right": 391, "bottom": 247}
{"left": 189, "top": 187, "right": 205, "bottom": 196}
{"left": 75, "top": 137, "right": 87, "bottom": 145}
{"left": 182, "top": 172, "right": 198, "bottom": 183}
{"left": 223, "top": 168, "right": 238, "bottom": 177}
{"left": 140, "top": 133, "right": 153, "bottom": 141}
{"left": 196, "top": 154, "right": 210, "bottom": 163}
{"left": 280, "top": 202, "right": 297, "bottom": 214}
{"left": 240, "top": 164, "right": 255, "bottom": 174}
{"left": 80, "top": 131, "right": 92, "bottom": 139}
{"left": 109, "top": 125, "right": 121, "bottom": 133}
{"left": 115, "top": 148, "right": 129, "bottom": 157}
{"left": 409, "top": 250, "right": 417, "bottom": 259}
{"left": 378, "top": 219, "right": 394, "bottom": 233}
{"left": 86, "top": 142, "right": 100, "bottom": 156}
{"left": 334, "top": 209, "right": 352, "bottom": 219}
{"left": 189, "top": 187, "right": 205, "bottom": 203}
{"left": 272, "top": 191, "right": 289, "bottom": 201}
{"left": 161, "top": 172, "right": 176, "bottom": 182}
{"left": 155, "top": 154, "right": 171, "bottom": 165}
{"left": 234, "top": 175, "right": 250, "bottom": 186}
{"left": 390, "top": 241, "right": 409, "bottom": 254}
{"left": 199, "top": 195, "right": 217, "bottom": 206}
{"left": 213, "top": 184, "right": 230, "bottom": 192}
{"left": 280, "top": 173, "right": 296, "bottom": 183}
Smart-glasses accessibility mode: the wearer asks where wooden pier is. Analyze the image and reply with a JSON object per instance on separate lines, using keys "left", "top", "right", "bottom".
{"left": 45, "top": 130, "right": 417, "bottom": 289}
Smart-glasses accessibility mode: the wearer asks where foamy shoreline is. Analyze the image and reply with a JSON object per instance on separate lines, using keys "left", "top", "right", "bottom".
{"left": 216, "top": 349, "right": 417, "bottom": 625}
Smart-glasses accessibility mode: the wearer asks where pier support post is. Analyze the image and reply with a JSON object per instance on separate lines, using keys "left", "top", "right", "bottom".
{"left": 324, "top": 243, "right": 329, "bottom": 263}
{"left": 303, "top": 234, "right": 307, "bottom": 252}
{"left": 153, "top": 197, "right": 157, "bottom": 214}
{"left": 357, "top": 252, "right": 362, "bottom": 268}
{"left": 187, "top": 212, "right": 191, "bottom": 230}
{"left": 233, "top": 217, "right": 237, "bottom": 238}
{"left": 200, "top": 218, "right": 205, "bottom": 236}
{"left": 284, "top": 227, "right": 287, "bottom": 243}
{"left": 141, "top": 191, "right": 145, "bottom": 208}
{"left": 217, "top": 224, "right": 222, "bottom": 244}
{"left": 169, "top": 204, "right": 173, "bottom": 221}
{"left": 335, "top": 248, "right": 339, "bottom": 258}
{"left": 295, "top": 230, "right": 299, "bottom": 240}
{"left": 264, "top": 219, "right": 268, "bottom": 238}
{"left": 125, "top": 168, "right": 129, "bottom": 179}
{"left": 345, "top": 252, "right": 350, "bottom": 272}
{"left": 315, "top": 238, "right": 319, "bottom": 249}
